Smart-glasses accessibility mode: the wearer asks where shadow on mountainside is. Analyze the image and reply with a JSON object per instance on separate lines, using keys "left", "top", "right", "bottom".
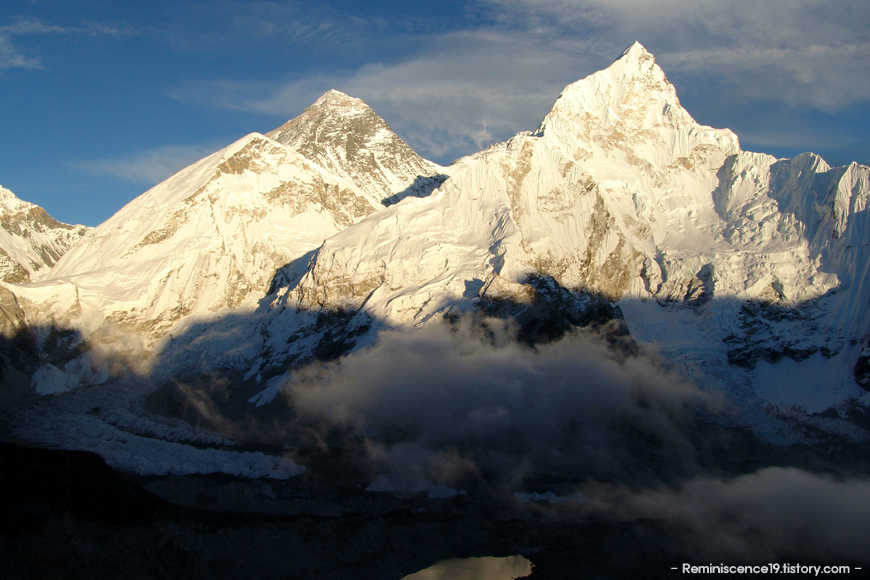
{"left": 3, "top": 271, "right": 870, "bottom": 579}
{"left": 0, "top": 277, "right": 870, "bottom": 580}
{"left": 1, "top": 434, "right": 752, "bottom": 580}
{"left": 4, "top": 264, "right": 868, "bottom": 446}
{"left": 154, "top": 264, "right": 870, "bottom": 402}
{"left": 381, "top": 173, "right": 449, "bottom": 207}
{"left": 141, "top": 275, "right": 646, "bottom": 463}
{"left": 127, "top": 270, "right": 870, "bottom": 498}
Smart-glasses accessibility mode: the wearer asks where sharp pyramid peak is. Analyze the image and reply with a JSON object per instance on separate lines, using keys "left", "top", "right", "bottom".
{"left": 264, "top": 87, "right": 442, "bottom": 206}
{"left": 620, "top": 41, "right": 653, "bottom": 63}
{"left": 604, "top": 41, "right": 663, "bottom": 80}
{"left": 266, "top": 90, "right": 379, "bottom": 141}
{"left": 319, "top": 88, "right": 355, "bottom": 100}
{"left": 536, "top": 39, "right": 738, "bottom": 154}
{"left": 311, "top": 89, "right": 371, "bottom": 112}
{"left": 549, "top": 41, "right": 669, "bottom": 112}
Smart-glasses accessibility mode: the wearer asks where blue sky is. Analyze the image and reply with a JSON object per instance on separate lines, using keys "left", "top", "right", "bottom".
{"left": 2, "top": 0, "right": 868, "bottom": 227}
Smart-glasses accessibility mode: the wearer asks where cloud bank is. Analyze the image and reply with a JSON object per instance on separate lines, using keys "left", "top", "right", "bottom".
{"left": 148, "top": 314, "right": 870, "bottom": 562}
{"left": 590, "top": 466, "right": 870, "bottom": 562}
{"left": 272, "top": 319, "right": 716, "bottom": 490}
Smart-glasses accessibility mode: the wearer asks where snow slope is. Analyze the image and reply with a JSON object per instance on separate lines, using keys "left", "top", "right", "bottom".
{"left": 5, "top": 91, "right": 448, "bottom": 392}
{"left": 8, "top": 132, "right": 353, "bottom": 371}
{"left": 27, "top": 90, "right": 450, "bottom": 348}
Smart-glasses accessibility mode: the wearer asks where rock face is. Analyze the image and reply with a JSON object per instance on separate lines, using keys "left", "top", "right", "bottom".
{"left": 0, "top": 186, "right": 89, "bottom": 283}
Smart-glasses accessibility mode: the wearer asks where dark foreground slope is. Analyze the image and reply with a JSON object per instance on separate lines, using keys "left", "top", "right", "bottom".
{"left": 0, "top": 442, "right": 669, "bottom": 580}
{"left": 2, "top": 432, "right": 869, "bottom": 580}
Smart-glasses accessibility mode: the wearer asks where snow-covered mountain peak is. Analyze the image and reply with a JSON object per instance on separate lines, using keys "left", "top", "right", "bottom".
{"left": 616, "top": 41, "right": 662, "bottom": 77}
{"left": 266, "top": 89, "right": 391, "bottom": 160}
{"left": 621, "top": 40, "right": 651, "bottom": 61}
{"left": 0, "top": 185, "right": 89, "bottom": 283}
{"left": 266, "top": 91, "right": 447, "bottom": 206}
{"left": 0, "top": 185, "right": 32, "bottom": 214}
{"left": 553, "top": 40, "right": 673, "bottom": 113}
{"left": 286, "top": 45, "right": 749, "bottom": 325}
{"left": 538, "top": 41, "right": 738, "bottom": 166}
{"left": 10, "top": 129, "right": 388, "bottom": 365}
{"left": 310, "top": 89, "right": 369, "bottom": 114}
{"left": 5, "top": 44, "right": 868, "bottom": 419}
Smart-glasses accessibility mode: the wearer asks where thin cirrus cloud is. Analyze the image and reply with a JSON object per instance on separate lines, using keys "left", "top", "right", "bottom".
{"left": 158, "top": 0, "right": 400, "bottom": 55}
{"left": 69, "top": 144, "right": 220, "bottom": 186}
{"left": 0, "top": 16, "right": 140, "bottom": 70}
{"left": 483, "top": 0, "right": 870, "bottom": 110}
{"left": 168, "top": 29, "right": 609, "bottom": 164}
{"left": 0, "top": 34, "right": 42, "bottom": 69}
{"left": 0, "top": 18, "right": 63, "bottom": 69}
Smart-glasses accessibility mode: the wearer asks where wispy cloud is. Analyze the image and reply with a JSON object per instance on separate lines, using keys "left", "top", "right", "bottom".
{"left": 0, "top": 33, "right": 42, "bottom": 69}
{"left": 168, "top": 29, "right": 608, "bottom": 163}
{"left": 481, "top": 0, "right": 870, "bottom": 110}
{"left": 158, "top": 0, "right": 403, "bottom": 55}
{"left": 0, "top": 16, "right": 139, "bottom": 70}
{"left": 69, "top": 144, "right": 219, "bottom": 186}
{"left": 166, "top": 0, "right": 870, "bottom": 164}
{"left": 0, "top": 18, "right": 61, "bottom": 69}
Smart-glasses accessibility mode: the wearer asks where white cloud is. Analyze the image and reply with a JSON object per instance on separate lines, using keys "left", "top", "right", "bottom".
{"left": 69, "top": 144, "right": 219, "bottom": 185}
